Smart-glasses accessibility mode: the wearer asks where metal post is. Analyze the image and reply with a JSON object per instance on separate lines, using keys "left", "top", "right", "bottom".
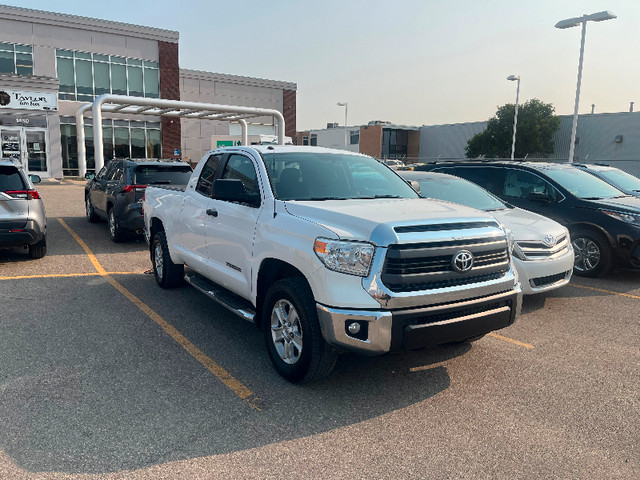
{"left": 75, "top": 104, "right": 92, "bottom": 177}
{"left": 92, "top": 96, "right": 106, "bottom": 172}
{"left": 344, "top": 103, "right": 348, "bottom": 149}
{"left": 238, "top": 119, "right": 248, "bottom": 145}
{"left": 568, "top": 18, "right": 587, "bottom": 163}
{"left": 510, "top": 78, "right": 520, "bottom": 161}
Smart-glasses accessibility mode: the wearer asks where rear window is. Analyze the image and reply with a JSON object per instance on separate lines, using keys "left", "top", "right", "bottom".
{"left": 0, "top": 165, "right": 25, "bottom": 191}
{"left": 134, "top": 165, "right": 192, "bottom": 185}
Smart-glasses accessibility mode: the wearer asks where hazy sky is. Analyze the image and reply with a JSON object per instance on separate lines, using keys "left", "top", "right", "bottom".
{"left": 5, "top": 0, "right": 639, "bottom": 130}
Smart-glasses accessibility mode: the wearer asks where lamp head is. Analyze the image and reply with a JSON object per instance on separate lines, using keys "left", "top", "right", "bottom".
{"left": 336, "top": 102, "right": 347, "bottom": 107}
{"left": 507, "top": 75, "right": 520, "bottom": 81}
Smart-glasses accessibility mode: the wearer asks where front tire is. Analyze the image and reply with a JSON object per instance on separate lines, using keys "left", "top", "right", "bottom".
{"left": 151, "top": 230, "right": 184, "bottom": 288}
{"left": 86, "top": 196, "right": 99, "bottom": 223}
{"left": 572, "top": 230, "right": 612, "bottom": 277}
{"left": 262, "top": 278, "right": 338, "bottom": 383}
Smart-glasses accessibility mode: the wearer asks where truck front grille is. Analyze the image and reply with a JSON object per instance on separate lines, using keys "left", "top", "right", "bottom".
{"left": 381, "top": 238, "right": 510, "bottom": 293}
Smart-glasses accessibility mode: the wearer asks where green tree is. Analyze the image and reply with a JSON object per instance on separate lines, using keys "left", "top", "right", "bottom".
{"left": 465, "top": 99, "right": 561, "bottom": 159}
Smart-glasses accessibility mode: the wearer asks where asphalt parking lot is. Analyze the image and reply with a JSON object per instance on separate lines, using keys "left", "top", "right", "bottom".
{"left": 0, "top": 181, "right": 638, "bottom": 479}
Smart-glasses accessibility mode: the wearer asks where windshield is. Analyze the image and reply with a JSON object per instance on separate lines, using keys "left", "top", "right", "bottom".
{"left": 134, "top": 165, "right": 192, "bottom": 185}
{"left": 543, "top": 168, "right": 624, "bottom": 199}
{"left": 411, "top": 175, "right": 508, "bottom": 211}
{"left": 597, "top": 168, "right": 640, "bottom": 192}
{"left": 262, "top": 152, "right": 419, "bottom": 201}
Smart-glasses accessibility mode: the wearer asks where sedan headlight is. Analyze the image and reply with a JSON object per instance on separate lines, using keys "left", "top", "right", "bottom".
{"left": 314, "top": 238, "right": 375, "bottom": 277}
{"left": 601, "top": 210, "right": 640, "bottom": 225}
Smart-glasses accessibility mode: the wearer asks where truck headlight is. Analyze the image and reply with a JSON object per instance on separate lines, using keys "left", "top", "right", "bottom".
{"left": 314, "top": 238, "right": 375, "bottom": 277}
{"left": 601, "top": 210, "right": 640, "bottom": 225}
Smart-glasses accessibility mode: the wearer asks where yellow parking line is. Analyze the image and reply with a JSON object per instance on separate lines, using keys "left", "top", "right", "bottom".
{"left": 0, "top": 272, "right": 142, "bottom": 281}
{"left": 487, "top": 332, "right": 535, "bottom": 350}
{"left": 57, "top": 218, "right": 261, "bottom": 410}
{"left": 571, "top": 283, "right": 640, "bottom": 300}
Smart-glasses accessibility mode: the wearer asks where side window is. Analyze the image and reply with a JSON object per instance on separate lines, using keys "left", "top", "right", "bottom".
{"left": 435, "top": 166, "right": 505, "bottom": 196}
{"left": 503, "top": 170, "right": 558, "bottom": 201}
{"left": 195, "top": 154, "right": 222, "bottom": 197}
{"left": 221, "top": 154, "right": 260, "bottom": 197}
{"left": 98, "top": 162, "right": 115, "bottom": 181}
{"left": 108, "top": 162, "right": 124, "bottom": 182}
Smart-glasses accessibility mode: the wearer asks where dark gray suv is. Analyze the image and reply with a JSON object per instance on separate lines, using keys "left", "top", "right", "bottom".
{"left": 0, "top": 158, "right": 46, "bottom": 258}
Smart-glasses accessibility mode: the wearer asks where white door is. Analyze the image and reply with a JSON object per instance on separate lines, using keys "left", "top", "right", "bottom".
{"left": 0, "top": 127, "right": 48, "bottom": 176}
{"left": 0, "top": 128, "right": 23, "bottom": 166}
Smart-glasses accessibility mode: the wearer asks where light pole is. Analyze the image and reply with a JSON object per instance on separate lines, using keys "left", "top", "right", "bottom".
{"left": 337, "top": 101, "right": 348, "bottom": 148}
{"left": 507, "top": 75, "right": 520, "bottom": 161}
{"left": 555, "top": 10, "right": 616, "bottom": 162}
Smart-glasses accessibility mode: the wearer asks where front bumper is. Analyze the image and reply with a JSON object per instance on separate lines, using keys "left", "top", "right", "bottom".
{"left": 317, "top": 285, "right": 522, "bottom": 355}
{"left": 513, "top": 248, "right": 574, "bottom": 295}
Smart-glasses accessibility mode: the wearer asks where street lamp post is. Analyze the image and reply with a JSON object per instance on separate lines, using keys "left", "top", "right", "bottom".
{"left": 337, "top": 101, "right": 348, "bottom": 148}
{"left": 507, "top": 75, "right": 520, "bottom": 161}
{"left": 555, "top": 10, "right": 616, "bottom": 163}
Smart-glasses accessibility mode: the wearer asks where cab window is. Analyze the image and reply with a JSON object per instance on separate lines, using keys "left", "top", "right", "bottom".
{"left": 221, "top": 154, "right": 260, "bottom": 198}
{"left": 195, "top": 154, "right": 223, "bottom": 197}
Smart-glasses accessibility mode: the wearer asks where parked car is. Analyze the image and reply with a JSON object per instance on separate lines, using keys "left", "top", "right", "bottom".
{"left": 382, "top": 159, "right": 405, "bottom": 169}
{"left": 400, "top": 170, "right": 573, "bottom": 294}
{"left": 85, "top": 159, "right": 192, "bottom": 242}
{"left": 415, "top": 161, "right": 640, "bottom": 277}
{"left": 0, "top": 157, "right": 46, "bottom": 258}
{"left": 573, "top": 163, "right": 640, "bottom": 197}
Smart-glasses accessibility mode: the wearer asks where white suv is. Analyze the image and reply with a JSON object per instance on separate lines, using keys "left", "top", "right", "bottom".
{"left": 0, "top": 158, "right": 46, "bottom": 258}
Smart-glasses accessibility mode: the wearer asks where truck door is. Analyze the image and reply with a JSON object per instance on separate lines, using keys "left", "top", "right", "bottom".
{"left": 176, "top": 153, "right": 223, "bottom": 275}
{"left": 204, "top": 153, "right": 264, "bottom": 297}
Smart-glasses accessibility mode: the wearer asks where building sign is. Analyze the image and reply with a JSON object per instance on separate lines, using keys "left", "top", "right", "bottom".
{"left": 0, "top": 115, "right": 48, "bottom": 128}
{"left": 0, "top": 89, "right": 58, "bottom": 111}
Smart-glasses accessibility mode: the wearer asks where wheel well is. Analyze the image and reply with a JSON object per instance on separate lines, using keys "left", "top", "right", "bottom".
{"left": 568, "top": 223, "right": 614, "bottom": 246}
{"left": 255, "top": 259, "right": 307, "bottom": 326}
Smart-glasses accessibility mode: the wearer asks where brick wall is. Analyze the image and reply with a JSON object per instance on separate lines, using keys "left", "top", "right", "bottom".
{"left": 158, "top": 41, "right": 181, "bottom": 158}
{"left": 283, "top": 89, "right": 296, "bottom": 140}
{"left": 359, "top": 125, "right": 383, "bottom": 157}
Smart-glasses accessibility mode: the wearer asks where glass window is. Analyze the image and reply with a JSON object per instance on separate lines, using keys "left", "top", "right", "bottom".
{"left": 57, "top": 57, "right": 75, "bottom": 96}
{"left": 114, "top": 127, "right": 130, "bottom": 158}
{"left": 94, "top": 62, "right": 110, "bottom": 96}
{"left": 543, "top": 168, "right": 622, "bottom": 199}
{"left": 93, "top": 54, "right": 109, "bottom": 62}
{"left": 111, "top": 63, "right": 127, "bottom": 95}
{"left": 127, "top": 58, "right": 142, "bottom": 66}
{"left": 310, "top": 134, "right": 317, "bottom": 146}
{"left": 596, "top": 168, "right": 640, "bottom": 192}
{"left": 503, "top": 170, "right": 560, "bottom": 201}
{"left": 131, "top": 128, "right": 146, "bottom": 158}
{"left": 0, "top": 165, "right": 26, "bottom": 191}
{"left": 222, "top": 154, "right": 260, "bottom": 197}
{"left": 0, "top": 50, "right": 14, "bottom": 74}
{"left": 75, "top": 59, "right": 93, "bottom": 100}
{"left": 75, "top": 52, "right": 91, "bottom": 60}
{"left": 410, "top": 174, "right": 507, "bottom": 211}
{"left": 134, "top": 164, "right": 192, "bottom": 185}
{"left": 15, "top": 53, "right": 33, "bottom": 75}
{"left": 127, "top": 65, "right": 143, "bottom": 96}
{"left": 350, "top": 130, "right": 359, "bottom": 145}
{"left": 196, "top": 154, "right": 223, "bottom": 196}
{"left": 143, "top": 67, "right": 159, "bottom": 98}
{"left": 146, "top": 129, "right": 161, "bottom": 159}
{"left": 302, "top": 136, "right": 309, "bottom": 146}
{"left": 103, "top": 126, "right": 114, "bottom": 161}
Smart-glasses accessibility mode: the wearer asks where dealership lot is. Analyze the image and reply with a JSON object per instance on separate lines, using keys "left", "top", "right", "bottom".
{"left": 0, "top": 181, "right": 638, "bottom": 479}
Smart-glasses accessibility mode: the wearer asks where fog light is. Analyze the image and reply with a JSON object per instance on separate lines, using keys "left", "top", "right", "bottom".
{"left": 348, "top": 322, "right": 361, "bottom": 334}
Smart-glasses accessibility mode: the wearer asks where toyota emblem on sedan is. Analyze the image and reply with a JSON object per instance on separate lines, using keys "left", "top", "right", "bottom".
{"left": 452, "top": 250, "right": 474, "bottom": 273}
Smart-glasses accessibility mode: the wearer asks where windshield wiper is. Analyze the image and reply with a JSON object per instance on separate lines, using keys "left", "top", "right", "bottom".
{"left": 613, "top": 195, "right": 632, "bottom": 198}
{"left": 581, "top": 197, "right": 603, "bottom": 200}
{"left": 304, "top": 196, "right": 349, "bottom": 201}
{"left": 357, "top": 194, "right": 403, "bottom": 199}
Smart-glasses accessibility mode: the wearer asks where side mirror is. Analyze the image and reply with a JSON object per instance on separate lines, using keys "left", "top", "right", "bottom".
{"left": 409, "top": 180, "right": 421, "bottom": 195}
{"left": 85, "top": 172, "right": 95, "bottom": 180}
{"left": 29, "top": 174, "right": 41, "bottom": 184}
{"left": 528, "top": 191, "right": 552, "bottom": 204}
{"left": 213, "top": 179, "right": 260, "bottom": 207}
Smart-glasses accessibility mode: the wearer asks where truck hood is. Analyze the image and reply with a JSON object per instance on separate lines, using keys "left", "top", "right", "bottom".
{"left": 489, "top": 207, "right": 567, "bottom": 242}
{"left": 283, "top": 198, "right": 497, "bottom": 243}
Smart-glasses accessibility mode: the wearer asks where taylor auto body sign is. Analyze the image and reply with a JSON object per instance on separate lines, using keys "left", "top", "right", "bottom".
{"left": 0, "top": 89, "right": 57, "bottom": 111}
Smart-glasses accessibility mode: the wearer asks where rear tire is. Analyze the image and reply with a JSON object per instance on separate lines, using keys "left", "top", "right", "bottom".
{"left": 571, "top": 230, "right": 612, "bottom": 277}
{"left": 108, "top": 208, "right": 124, "bottom": 243}
{"left": 151, "top": 230, "right": 184, "bottom": 288}
{"left": 262, "top": 278, "right": 338, "bottom": 383}
{"left": 28, "top": 236, "right": 46, "bottom": 259}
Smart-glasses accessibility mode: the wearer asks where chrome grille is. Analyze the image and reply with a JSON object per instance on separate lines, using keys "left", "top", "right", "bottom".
{"left": 382, "top": 238, "right": 510, "bottom": 293}
{"left": 516, "top": 234, "right": 570, "bottom": 260}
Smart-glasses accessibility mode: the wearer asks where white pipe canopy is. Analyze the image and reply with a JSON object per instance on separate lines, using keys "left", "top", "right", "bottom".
{"left": 76, "top": 94, "right": 286, "bottom": 176}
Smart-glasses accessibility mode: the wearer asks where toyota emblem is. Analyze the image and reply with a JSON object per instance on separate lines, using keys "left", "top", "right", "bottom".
{"left": 542, "top": 234, "right": 556, "bottom": 247}
{"left": 452, "top": 250, "right": 474, "bottom": 273}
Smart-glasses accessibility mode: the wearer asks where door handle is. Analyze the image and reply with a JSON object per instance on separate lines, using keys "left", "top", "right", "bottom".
{"left": 206, "top": 208, "right": 218, "bottom": 217}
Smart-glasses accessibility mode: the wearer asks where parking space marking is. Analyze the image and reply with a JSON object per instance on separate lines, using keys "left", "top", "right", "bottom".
{"left": 57, "top": 218, "right": 262, "bottom": 411}
{"left": 487, "top": 332, "right": 535, "bottom": 350}
{"left": 571, "top": 283, "right": 640, "bottom": 300}
{"left": 0, "top": 272, "right": 141, "bottom": 281}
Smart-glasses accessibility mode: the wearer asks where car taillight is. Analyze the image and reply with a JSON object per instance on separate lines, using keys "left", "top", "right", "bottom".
{"left": 5, "top": 190, "right": 40, "bottom": 199}
{"left": 122, "top": 185, "right": 147, "bottom": 193}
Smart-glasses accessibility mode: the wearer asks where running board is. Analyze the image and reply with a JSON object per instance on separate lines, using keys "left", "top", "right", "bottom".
{"left": 184, "top": 271, "right": 256, "bottom": 323}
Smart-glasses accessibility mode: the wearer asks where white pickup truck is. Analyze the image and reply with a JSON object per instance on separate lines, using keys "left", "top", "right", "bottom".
{"left": 143, "top": 146, "right": 522, "bottom": 382}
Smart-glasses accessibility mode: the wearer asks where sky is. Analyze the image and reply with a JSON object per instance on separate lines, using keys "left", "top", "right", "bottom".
{"left": 5, "top": 0, "right": 639, "bottom": 130}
